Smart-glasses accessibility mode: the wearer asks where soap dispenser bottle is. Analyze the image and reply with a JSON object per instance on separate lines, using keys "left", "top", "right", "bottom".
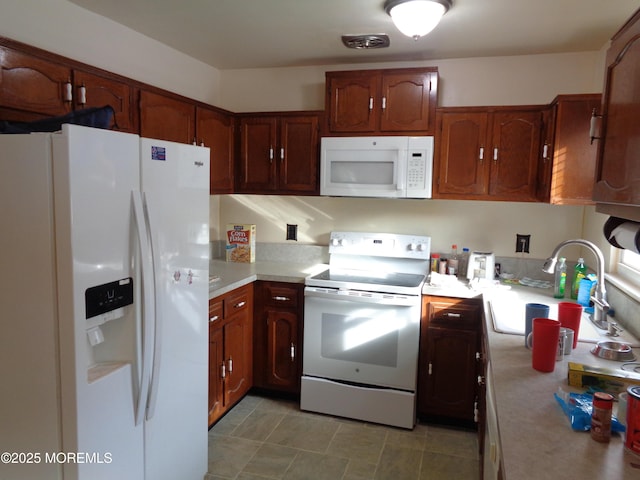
{"left": 554, "top": 257, "right": 567, "bottom": 298}
{"left": 571, "top": 257, "right": 587, "bottom": 300}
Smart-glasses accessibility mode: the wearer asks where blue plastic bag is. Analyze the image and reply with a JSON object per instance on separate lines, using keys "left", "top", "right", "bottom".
{"left": 554, "top": 389, "right": 625, "bottom": 432}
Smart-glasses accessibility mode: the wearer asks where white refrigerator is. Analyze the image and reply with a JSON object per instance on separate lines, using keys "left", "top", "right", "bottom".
{"left": 0, "top": 124, "right": 210, "bottom": 480}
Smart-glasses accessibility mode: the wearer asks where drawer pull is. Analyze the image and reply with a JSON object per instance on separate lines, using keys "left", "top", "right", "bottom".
{"left": 209, "top": 315, "right": 219, "bottom": 322}
{"left": 477, "top": 375, "right": 485, "bottom": 386}
{"left": 233, "top": 301, "right": 246, "bottom": 309}
{"left": 273, "top": 296, "right": 291, "bottom": 302}
{"left": 445, "top": 312, "right": 462, "bottom": 318}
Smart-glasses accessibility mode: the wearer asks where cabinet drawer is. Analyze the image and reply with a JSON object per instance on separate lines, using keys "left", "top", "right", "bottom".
{"left": 209, "top": 299, "right": 223, "bottom": 325}
{"left": 223, "top": 286, "right": 251, "bottom": 317}
{"left": 262, "top": 283, "right": 300, "bottom": 309}
{"left": 428, "top": 301, "right": 481, "bottom": 329}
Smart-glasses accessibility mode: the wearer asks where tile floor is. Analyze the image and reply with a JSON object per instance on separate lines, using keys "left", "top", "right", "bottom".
{"left": 206, "top": 394, "right": 480, "bottom": 480}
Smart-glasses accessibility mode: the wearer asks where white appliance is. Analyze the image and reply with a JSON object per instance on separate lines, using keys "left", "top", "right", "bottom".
{"left": 301, "top": 231, "right": 430, "bottom": 429}
{"left": 0, "top": 124, "right": 210, "bottom": 480}
{"left": 466, "top": 251, "right": 496, "bottom": 281}
{"left": 320, "top": 136, "right": 434, "bottom": 198}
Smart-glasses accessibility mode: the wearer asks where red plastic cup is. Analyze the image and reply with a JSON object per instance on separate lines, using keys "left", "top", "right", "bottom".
{"left": 558, "top": 302, "right": 583, "bottom": 348}
{"left": 529, "top": 318, "right": 561, "bottom": 372}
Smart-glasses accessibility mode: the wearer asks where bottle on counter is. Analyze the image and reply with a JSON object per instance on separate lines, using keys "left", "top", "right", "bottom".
{"left": 458, "top": 247, "right": 470, "bottom": 279}
{"left": 553, "top": 257, "right": 567, "bottom": 298}
{"left": 448, "top": 244, "right": 459, "bottom": 275}
{"left": 571, "top": 257, "right": 587, "bottom": 300}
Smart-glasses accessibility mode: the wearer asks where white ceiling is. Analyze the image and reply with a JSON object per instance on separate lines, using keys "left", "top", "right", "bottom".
{"left": 69, "top": 0, "right": 640, "bottom": 70}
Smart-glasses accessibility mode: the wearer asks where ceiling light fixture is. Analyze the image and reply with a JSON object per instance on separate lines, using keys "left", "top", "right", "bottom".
{"left": 384, "top": 0, "right": 451, "bottom": 40}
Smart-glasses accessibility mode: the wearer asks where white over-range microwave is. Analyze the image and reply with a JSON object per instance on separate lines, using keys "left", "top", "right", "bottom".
{"left": 320, "top": 136, "right": 434, "bottom": 199}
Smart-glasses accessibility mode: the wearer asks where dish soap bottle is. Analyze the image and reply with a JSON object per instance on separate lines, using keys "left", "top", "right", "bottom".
{"left": 571, "top": 257, "right": 587, "bottom": 300}
{"left": 448, "top": 244, "right": 459, "bottom": 275}
{"left": 553, "top": 257, "right": 567, "bottom": 298}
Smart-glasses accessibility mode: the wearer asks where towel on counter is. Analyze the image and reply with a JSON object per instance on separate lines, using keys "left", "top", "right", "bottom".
{"left": 518, "top": 277, "right": 552, "bottom": 289}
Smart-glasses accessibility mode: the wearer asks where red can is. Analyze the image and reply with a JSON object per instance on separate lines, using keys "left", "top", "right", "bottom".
{"left": 626, "top": 386, "right": 640, "bottom": 457}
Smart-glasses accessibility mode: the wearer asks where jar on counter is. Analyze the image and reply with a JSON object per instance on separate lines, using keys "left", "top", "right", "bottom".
{"left": 626, "top": 386, "right": 640, "bottom": 456}
{"left": 591, "top": 392, "right": 613, "bottom": 443}
{"left": 438, "top": 258, "right": 447, "bottom": 275}
{"left": 430, "top": 254, "right": 440, "bottom": 273}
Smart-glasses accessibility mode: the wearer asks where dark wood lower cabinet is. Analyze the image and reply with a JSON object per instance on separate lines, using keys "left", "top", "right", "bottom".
{"left": 208, "top": 284, "right": 253, "bottom": 427}
{"left": 418, "top": 296, "right": 482, "bottom": 428}
{"left": 253, "top": 281, "right": 303, "bottom": 394}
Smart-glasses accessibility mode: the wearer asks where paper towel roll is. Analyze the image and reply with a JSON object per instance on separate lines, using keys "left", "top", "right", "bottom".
{"left": 604, "top": 216, "right": 640, "bottom": 253}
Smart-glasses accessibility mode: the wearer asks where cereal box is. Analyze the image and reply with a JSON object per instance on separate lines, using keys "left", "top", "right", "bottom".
{"left": 226, "top": 224, "right": 256, "bottom": 263}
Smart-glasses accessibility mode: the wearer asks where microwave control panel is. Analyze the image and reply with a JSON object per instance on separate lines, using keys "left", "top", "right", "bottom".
{"left": 405, "top": 137, "right": 433, "bottom": 198}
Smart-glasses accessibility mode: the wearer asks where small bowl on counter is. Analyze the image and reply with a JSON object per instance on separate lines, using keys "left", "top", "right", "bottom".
{"left": 590, "top": 341, "right": 636, "bottom": 362}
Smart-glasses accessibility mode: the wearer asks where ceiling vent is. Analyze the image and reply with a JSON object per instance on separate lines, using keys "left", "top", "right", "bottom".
{"left": 341, "top": 34, "right": 390, "bottom": 49}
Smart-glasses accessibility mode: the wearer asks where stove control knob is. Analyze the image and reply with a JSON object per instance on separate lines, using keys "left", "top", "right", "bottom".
{"left": 331, "top": 238, "right": 344, "bottom": 247}
{"left": 417, "top": 243, "right": 426, "bottom": 251}
{"left": 408, "top": 243, "right": 417, "bottom": 251}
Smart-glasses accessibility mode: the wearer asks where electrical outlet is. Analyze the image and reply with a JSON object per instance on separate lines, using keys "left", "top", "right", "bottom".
{"left": 515, "top": 234, "right": 530, "bottom": 253}
{"left": 286, "top": 224, "right": 298, "bottom": 241}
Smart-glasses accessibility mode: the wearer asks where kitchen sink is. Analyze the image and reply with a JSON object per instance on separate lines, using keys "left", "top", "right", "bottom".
{"left": 488, "top": 287, "right": 640, "bottom": 347}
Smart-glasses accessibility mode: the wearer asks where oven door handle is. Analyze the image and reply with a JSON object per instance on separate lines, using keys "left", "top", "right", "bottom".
{"left": 304, "top": 287, "right": 418, "bottom": 307}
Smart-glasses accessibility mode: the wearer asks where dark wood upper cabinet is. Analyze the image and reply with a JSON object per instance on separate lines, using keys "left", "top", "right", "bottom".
{"left": 594, "top": 8, "right": 640, "bottom": 219}
{"left": 139, "top": 90, "right": 195, "bottom": 144}
{"left": 489, "top": 110, "right": 542, "bottom": 200}
{"left": 73, "top": 70, "right": 136, "bottom": 132}
{"left": 196, "top": 106, "right": 235, "bottom": 194}
{"left": 537, "top": 94, "right": 601, "bottom": 205}
{"left": 237, "top": 112, "right": 320, "bottom": 194}
{"left": 0, "top": 47, "right": 72, "bottom": 120}
{"left": 325, "top": 67, "right": 438, "bottom": 135}
{"left": 434, "top": 106, "right": 543, "bottom": 202}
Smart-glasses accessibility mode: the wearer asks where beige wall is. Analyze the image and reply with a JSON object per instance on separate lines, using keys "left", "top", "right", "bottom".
{"left": 218, "top": 51, "right": 605, "bottom": 112}
{"left": 2, "top": 0, "right": 614, "bottom": 262}
{"left": 0, "top": 0, "right": 222, "bottom": 105}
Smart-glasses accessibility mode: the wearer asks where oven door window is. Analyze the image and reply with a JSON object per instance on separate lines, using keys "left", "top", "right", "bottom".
{"left": 303, "top": 295, "right": 420, "bottom": 391}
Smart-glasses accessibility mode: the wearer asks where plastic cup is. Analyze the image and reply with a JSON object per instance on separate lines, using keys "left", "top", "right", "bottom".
{"left": 558, "top": 302, "right": 583, "bottom": 348}
{"left": 528, "top": 318, "right": 561, "bottom": 372}
{"left": 525, "top": 303, "right": 550, "bottom": 348}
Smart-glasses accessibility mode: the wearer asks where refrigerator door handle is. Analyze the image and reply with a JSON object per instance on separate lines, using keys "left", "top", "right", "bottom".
{"left": 143, "top": 192, "right": 162, "bottom": 421}
{"left": 132, "top": 191, "right": 155, "bottom": 426}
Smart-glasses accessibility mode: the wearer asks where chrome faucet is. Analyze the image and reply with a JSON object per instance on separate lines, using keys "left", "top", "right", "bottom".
{"left": 542, "top": 239, "right": 610, "bottom": 328}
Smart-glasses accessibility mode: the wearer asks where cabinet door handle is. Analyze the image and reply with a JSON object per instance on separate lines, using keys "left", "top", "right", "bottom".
{"left": 475, "top": 351, "right": 483, "bottom": 361}
{"left": 77, "top": 83, "right": 86, "bottom": 105}
{"left": 273, "top": 296, "right": 291, "bottom": 302}
{"left": 478, "top": 375, "right": 485, "bottom": 386}
{"left": 269, "top": 147, "right": 274, "bottom": 163}
{"left": 290, "top": 343, "right": 296, "bottom": 361}
{"left": 428, "top": 362, "right": 433, "bottom": 375}
{"left": 209, "top": 315, "right": 219, "bottom": 322}
{"left": 542, "top": 143, "right": 549, "bottom": 161}
{"left": 64, "top": 79, "right": 73, "bottom": 102}
{"left": 369, "top": 97, "right": 374, "bottom": 110}
{"left": 493, "top": 148, "right": 499, "bottom": 162}
{"left": 233, "top": 301, "right": 246, "bottom": 309}
{"left": 228, "top": 356, "right": 233, "bottom": 374}
{"left": 590, "top": 108, "right": 603, "bottom": 144}
{"left": 221, "top": 363, "right": 226, "bottom": 379}
{"left": 381, "top": 96, "right": 386, "bottom": 110}
{"left": 280, "top": 148, "right": 285, "bottom": 161}
{"left": 479, "top": 147, "right": 484, "bottom": 161}
{"left": 474, "top": 400, "right": 479, "bottom": 422}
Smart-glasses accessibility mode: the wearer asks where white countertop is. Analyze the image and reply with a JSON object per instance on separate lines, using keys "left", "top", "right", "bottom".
{"left": 211, "top": 261, "right": 640, "bottom": 477}
{"left": 208, "top": 258, "right": 327, "bottom": 298}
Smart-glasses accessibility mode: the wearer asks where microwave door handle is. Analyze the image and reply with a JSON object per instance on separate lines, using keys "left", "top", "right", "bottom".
{"left": 396, "top": 150, "right": 407, "bottom": 191}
